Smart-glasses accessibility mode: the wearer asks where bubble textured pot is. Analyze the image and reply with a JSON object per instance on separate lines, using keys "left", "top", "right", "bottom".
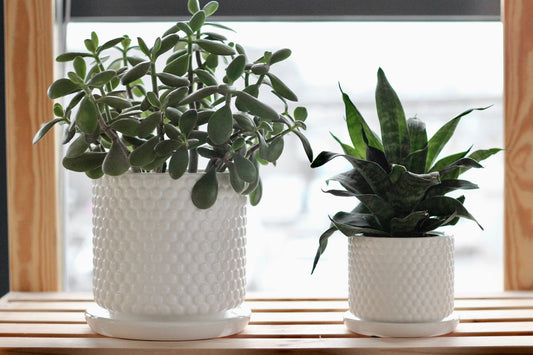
{"left": 85, "top": 173, "right": 250, "bottom": 340}
{"left": 344, "top": 235, "right": 459, "bottom": 337}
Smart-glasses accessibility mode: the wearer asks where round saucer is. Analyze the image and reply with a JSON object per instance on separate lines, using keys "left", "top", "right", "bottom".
{"left": 86, "top": 304, "right": 251, "bottom": 341}
{"left": 344, "top": 311, "right": 459, "bottom": 337}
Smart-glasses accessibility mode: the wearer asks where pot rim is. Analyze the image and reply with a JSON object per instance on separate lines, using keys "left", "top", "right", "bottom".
{"left": 352, "top": 231, "right": 452, "bottom": 240}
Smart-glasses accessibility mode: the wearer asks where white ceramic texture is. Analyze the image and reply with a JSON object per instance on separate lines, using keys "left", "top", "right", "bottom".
{"left": 91, "top": 173, "right": 247, "bottom": 318}
{"left": 348, "top": 235, "right": 454, "bottom": 323}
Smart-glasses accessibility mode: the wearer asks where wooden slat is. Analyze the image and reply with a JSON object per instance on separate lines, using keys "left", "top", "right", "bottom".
{"left": 4, "top": 0, "right": 60, "bottom": 292}
{"left": 503, "top": 1, "right": 533, "bottom": 291}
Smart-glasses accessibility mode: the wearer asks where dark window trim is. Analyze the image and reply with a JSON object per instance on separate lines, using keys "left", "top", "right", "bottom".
{"left": 1, "top": 0, "right": 9, "bottom": 297}
{"left": 68, "top": 0, "right": 500, "bottom": 22}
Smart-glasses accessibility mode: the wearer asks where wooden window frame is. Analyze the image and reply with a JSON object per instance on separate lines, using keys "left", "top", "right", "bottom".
{"left": 4, "top": 0, "right": 530, "bottom": 292}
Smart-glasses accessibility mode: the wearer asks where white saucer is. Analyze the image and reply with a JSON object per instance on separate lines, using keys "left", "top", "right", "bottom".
{"left": 85, "top": 304, "right": 251, "bottom": 341}
{"left": 344, "top": 311, "right": 459, "bottom": 337}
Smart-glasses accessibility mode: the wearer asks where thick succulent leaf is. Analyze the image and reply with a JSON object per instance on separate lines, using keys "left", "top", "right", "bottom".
{"left": 429, "top": 147, "right": 471, "bottom": 173}
{"left": 266, "top": 136, "right": 284, "bottom": 162}
{"left": 179, "top": 109, "right": 198, "bottom": 137}
{"left": 56, "top": 52, "right": 92, "bottom": 62}
{"left": 234, "top": 91, "right": 279, "bottom": 121}
{"left": 136, "top": 111, "right": 162, "bottom": 137}
{"left": 86, "top": 166, "right": 104, "bottom": 179}
{"left": 416, "top": 195, "right": 483, "bottom": 230}
{"left": 330, "top": 132, "right": 358, "bottom": 157}
{"left": 249, "top": 178, "right": 263, "bottom": 206}
{"left": 97, "top": 95, "right": 132, "bottom": 110}
{"left": 102, "top": 141, "right": 130, "bottom": 176}
{"left": 311, "top": 226, "right": 337, "bottom": 274}
{"left": 389, "top": 170, "right": 440, "bottom": 215}
{"left": 155, "top": 34, "right": 180, "bottom": 58}
{"left": 425, "top": 179, "right": 479, "bottom": 198}
{"left": 267, "top": 73, "right": 297, "bottom": 101}
{"left": 178, "top": 85, "right": 218, "bottom": 106}
{"left": 110, "top": 118, "right": 140, "bottom": 136}
{"left": 73, "top": 57, "right": 86, "bottom": 79}
{"left": 294, "top": 130, "right": 313, "bottom": 162}
{"left": 191, "top": 170, "right": 218, "bottom": 209}
{"left": 326, "top": 168, "right": 372, "bottom": 195}
{"left": 270, "top": 48, "right": 292, "bottom": 64}
{"left": 33, "top": 118, "right": 65, "bottom": 144}
{"left": 390, "top": 211, "right": 429, "bottom": 237}
{"left": 129, "top": 136, "right": 159, "bottom": 167}
{"left": 406, "top": 117, "right": 427, "bottom": 173}
{"left": 76, "top": 98, "right": 99, "bottom": 133}
{"left": 426, "top": 106, "right": 490, "bottom": 172}
{"left": 233, "top": 112, "right": 256, "bottom": 131}
{"left": 157, "top": 72, "right": 190, "bottom": 87}
{"left": 355, "top": 194, "right": 395, "bottom": 231}
{"left": 65, "top": 134, "right": 89, "bottom": 158}
{"left": 228, "top": 162, "right": 246, "bottom": 194}
{"left": 203, "top": 1, "right": 219, "bottom": 16}
{"left": 341, "top": 88, "right": 382, "bottom": 159}
{"left": 234, "top": 153, "right": 258, "bottom": 183}
{"left": 226, "top": 54, "right": 246, "bottom": 82}
{"left": 121, "top": 61, "right": 150, "bottom": 85}
{"left": 168, "top": 147, "right": 189, "bottom": 179}
{"left": 375, "top": 68, "right": 410, "bottom": 164}
{"left": 155, "top": 139, "right": 182, "bottom": 156}
{"left": 188, "top": 0, "right": 200, "bottom": 14}
{"left": 194, "top": 69, "right": 218, "bottom": 86}
{"left": 189, "top": 10, "right": 206, "bottom": 32}
{"left": 164, "top": 53, "right": 189, "bottom": 77}
{"left": 87, "top": 70, "right": 116, "bottom": 87}
{"left": 98, "top": 37, "right": 126, "bottom": 52}
{"left": 196, "top": 39, "right": 235, "bottom": 56}
{"left": 208, "top": 105, "right": 232, "bottom": 145}
{"left": 47, "top": 78, "right": 82, "bottom": 99}
{"left": 62, "top": 152, "right": 106, "bottom": 172}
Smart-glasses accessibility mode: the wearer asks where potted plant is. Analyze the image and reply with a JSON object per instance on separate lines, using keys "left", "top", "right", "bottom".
{"left": 34, "top": 0, "right": 312, "bottom": 341}
{"left": 311, "top": 68, "right": 500, "bottom": 337}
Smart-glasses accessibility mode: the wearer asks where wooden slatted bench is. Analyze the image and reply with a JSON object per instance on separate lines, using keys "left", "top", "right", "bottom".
{"left": 1, "top": 292, "right": 533, "bottom": 353}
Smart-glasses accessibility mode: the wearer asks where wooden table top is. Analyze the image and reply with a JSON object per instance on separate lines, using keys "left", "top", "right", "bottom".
{"left": 1, "top": 291, "right": 533, "bottom": 353}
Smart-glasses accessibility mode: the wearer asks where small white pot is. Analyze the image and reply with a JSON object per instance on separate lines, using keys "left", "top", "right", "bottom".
{"left": 344, "top": 235, "right": 459, "bottom": 337}
{"left": 85, "top": 172, "right": 250, "bottom": 340}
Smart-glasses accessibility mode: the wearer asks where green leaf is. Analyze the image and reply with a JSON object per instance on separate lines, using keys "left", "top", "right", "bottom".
{"left": 267, "top": 73, "right": 297, "bottom": 101}
{"left": 97, "top": 37, "right": 125, "bottom": 53}
{"left": 355, "top": 194, "right": 395, "bottom": 231}
{"left": 208, "top": 105, "right": 233, "bottom": 145}
{"left": 137, "top": 37, "right": 151, "bottom": 57}
{"left": 53, "top": 103, "right": 64, "bottom": 117}
{"left": 65, "top": 134, "right": 89, "bottom": 158}
{"left": 129, "top": 136, "right": 159, "bottom": 167}
{"left": 456, "top": 148, "right": 502, "bottom": 176}
{"left": 76, "top": 98, "right": 99, "bottom": 133}
{"left": 86, "top": 166, "right": 104, "bottom": 179}
{"left": 406, "top": 117, "right": 427, "bottom": 173}
{"left": 62, "top": 152, "right": 106, "bottom": 172}
{"left": 164, "top": 53, "right": 190, "bottom": 77}
{"left": 430, "top": 147, "right": 471, "bottom": 173}
{"left": 390, "top": 211, "right": 430, "bottom": 237}
{"left": 91, "top": 32, "right": 99, "bottom": 48}
{"left": 136, "top": 111, "right": 162, "bottom": 137}
{"left": 266, "top": 136, "right": 284, "bottom": 162}
{"left": 203, "top": 1, "right": 219, "bottom": 16}
{"left": 375, "top": 68, "right": 409, "bottom": 164}
{"left": 425, "top": 179, "right": 479, "bottom": 198}
{"left": 249, "top": 178, "right": 263, "bottom": 206}
{"left": 33, "top": 118, "right": 64, "bottom": 144}
{"left": 102, "top": 141, "right": 130, "bottom": 176}
{"left": 228, "top": 162, "right": 246, "bottom": 193}
{"left": 87, "top": 70, "right": 116, "bottom": 87}
{"left": 47, "top": 78, "right": 82, "bottom": 99}
{"left": 156, "top": 72, "right": 189, "bottom": 87}
{"left": 164, "top": 123, "right": 181, "bottom": 140}
{"left": 251, "top": 63, "right": 269, "bottom": 75}
{"left": 110, "top": 118, "right": 140, "bottom": 136}
{"left": 389, "top": 170, "right": 440, "bottom": 215}
{"left": 194, "top": 69, "right": 218, "bottom": 86}
{"left": 177, "top": 22, "right": 194, "bottom": 36}
{"left": 73, "top": 57, "right": 86, "bottom": 80}
{"left": 188, "top": 0, "right": 200, "bottom": 14}
{"left": 270, "top": 48, "right": 291, "bottom": 64}
{"left": 330, "top": 132, "right": 357, "bottom": 157}
{"left": 416, "top": 195, "right": 483, "bottom": 230}
{"left": 327, "top": 169, "right": 372, "bottom": 195}
{"left": 155, "top": 34, "right": 180, "bottom": 58}
{"left": 121, "top": 61, "right": 150, "bottom": 85}
{"left": 294, "top": 106, "right": 307, "bottom": 121}
{"left": 178, "top": 85, "right": 218, "bottom": 106}
{"left": 294, "top": 129, "right": 313, "bottom": 162}
{"left": 146, "top": 91, "right": 161, "bottom": 108}
{"left": 233, "top": 113, "right": 255, "bottom": 131}
{"left": 169, "top": 147, "right": 189, "bottom": 179}
{"left": 192, "top": 170, "right": 218, "bottom": 209}
{"left": 226, "top": 54, "right": 246, "bottom": 82}
{"left": 84, "top": 39, "right": 96, "bottom": 53}
{"left": 180, "top": 109, "right": 198, "bottom": 136}
{"left": 426, "top": 106, "right": 490, "bottom": 171}
{"left": 196, "top": 39, "right": 235, "bottom": 56}
{"left": 234, "top": 91, "right": 278, "bottom": 120}
{"left": 234, "top": 153, "right": 257, "bottom": 183}
{"left": 166, "top": 87, "right": 189, "bottom": 106}
{"left": 155, "top": 139, "right": 182, "bottom": 156}
{"left": 97, "top": 95, "right": 132, "bottom": 110}
{"left": 56, "top": 52, "right": 92, "bottom": 62}
{"left": 311, "top": 226, "right": 337, "bottom": 274}
{"left": 189, "top": 10, "right": 206, "bottom": 32}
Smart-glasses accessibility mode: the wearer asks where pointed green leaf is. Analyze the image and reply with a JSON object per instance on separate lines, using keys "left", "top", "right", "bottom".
{"left": 56, "top": 52, "right": 92, "bottom": 62}
{"left": 294, "top": 130, "right": 313, "bottom": 162}
{"left": 65, "top": 134, "right": 89, "bottom": 158}
{"left": 228, "top": 162, "right": 246, "bottom": 193}
{"left": 192, "top": 170, "right": 218, "bottom": 209}
{"left": 47, "top": 78, "right": 82, "bottom": 99}
{"left": 406, "top": 117, "right": 427, "bottom": 173}
{"left": 169, "top": 146, "right": 189, "bottom": 179}
{"left": 33, "top": 118, "right": 65, "bottom": 144}
{"left": 73, "top": 57, "right": 86, "bottom": 80}
{"left": 327, "top": 168, "right": 372, "bottom": 195}
{"left": 234, "top": 91, "right": 278, "bottom": 120}
{"left": 180, "top": 109, "right": 198, "bottom": 136}
{"left": 97, "top": 37, "right": 125, "bottom": 53}
{"left": 178, "top": 85, "right": 218, "bottom": 106}
{"left": 416, "top": 195, "right": 483, "bottom": 230}
{"left": 375, "top": 68, "right": 409, "bottom": 164}
{"left": 194, "top": 69, "right": 218, "bottom": 86}
{"left": 249, "top": 178, "right": 263, "bottom": 206}
{"left": 234, "top": 153, "right": 257, "bottom": 183}
{"left": 136, "top": 111, "right": 162, "bottom": 137}
{"left": 389, "top": 170, "right": 440, "bottom": 214}
{"left": 390, "top": 211, "right": 429, "bottom": 237}
{"left": 226, "top": 54, "right": 246, "bottom": 82}
{"left": 121, "top": 61, "right": 150, "bottom": 85}
{"left": 189, "top": 10, "right": 206, "bottom": 32}
{"left": 311, "top": 226, "right": 337, "bottom": 274}
{"left": 102, "top": 141, "right": 130, "bottom": 176}
{"left": 430, "top": 147, "right": 471, "bottom": 173}
{"left": 330, "top": 132, "right": 357, "bottom": 157}
{"left": 129, "top": 136, "right": 159, "bottom": 167}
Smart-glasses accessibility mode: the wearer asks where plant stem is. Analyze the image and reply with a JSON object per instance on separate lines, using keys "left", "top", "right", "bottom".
{"left": 187, "top": 37, "right": 199, "bottom": 173}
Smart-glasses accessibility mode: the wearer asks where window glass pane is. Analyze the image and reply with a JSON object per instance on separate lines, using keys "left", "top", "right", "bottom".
{"left": 64, "top": 21, "right": 503, "bottom": 294}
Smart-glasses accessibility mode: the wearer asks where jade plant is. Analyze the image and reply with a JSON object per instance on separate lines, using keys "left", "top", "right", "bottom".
{"left": 33, "top": 0, "right": 313, "bottom": 209}
{"left": 311, "top": 68, "right": 500, "bottom": 273}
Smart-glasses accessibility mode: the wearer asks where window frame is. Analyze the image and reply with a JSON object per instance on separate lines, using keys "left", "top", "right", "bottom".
{"left": 5, "top": 0, "right": 529, "bottom": 292}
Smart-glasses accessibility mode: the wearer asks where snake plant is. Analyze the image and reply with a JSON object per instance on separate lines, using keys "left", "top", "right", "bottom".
{"left": 33, "top": 0, "right": 313, "bottom": 209}
{"left": 311, "top": 68, "right": 501, "bottom": 273}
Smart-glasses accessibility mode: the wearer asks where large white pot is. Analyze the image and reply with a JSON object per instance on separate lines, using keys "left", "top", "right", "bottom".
{"left": 344, "top": 235, "right": 459, "bottom": 337}
{"left": 85, "top": 172, "right": 250, "bottom": 340}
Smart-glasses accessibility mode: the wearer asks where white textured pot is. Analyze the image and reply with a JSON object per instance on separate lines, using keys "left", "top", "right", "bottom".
{"left": 344, "top": 235, "right": 459, "bottom": 337}
{"left": 85, "top": 172, "right": 250, "bottom": 340}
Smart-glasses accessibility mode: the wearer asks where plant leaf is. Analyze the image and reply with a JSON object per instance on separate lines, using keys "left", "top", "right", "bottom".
{"left": 270, "top": 48, "right": 291, "bottom": 64}
{"left": 189, "top": 10, "right": 206, "bottom": 32}
{"left": 191, "top": 170, "right": 218, "bottom": 209}
{"left": 76, "top": 97, "right": 99, "bottom": 133}
{"left": 164, "top": 53, "right": 189, "bottom": 76}
{"left": 102, "top": 141, "right": 130, "bottom": 176}
{"left": 62, "top": 152, "right": 106, "bottom": 172}
{"left": 208, "top": 105, "right": 232, "bottom": 145}
{"left": 416, "top": 195, "right": 483, "bottom": 230}
{"left": 311, "top": 226, "right": 337, "bottom": 274}
{"left": 226, "top": 54, "right": 246, "bottom": 82}
{"left": 196, "top": 39, "right": 235, "bottom": 56}
{"left": 97, "top": 95, "right": 132, "bottom": 110}
{"left": 33, "top": 118, "right": 65, "bottom": 144}
{"left": 234, "top": 91, "right": 278, "bottom": 121}
{"left": 406, "top": 117, "right": 427, "bottom": 173}
{"left": 47, "top": 78, "right": 82, "bottom": 99}
{"left": 267, "top": 73, "right": 297, "bottom": 101}
{"left": 234, "top": 153, "right": 258, "bottom": 183}
{"left": 65, "top": 134, "right": 89, "bottom": 158}
{"left": 169, "top": 146, "right": 189, "bottom": 179}
{"left": 249, "top": 178, "right": 263, "bottom": 206}
{"left": 121, "top": 61, "right": 150, "bottom": 85}
{"left": 129, "top": 136, "right": 159, "bottom": 167}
